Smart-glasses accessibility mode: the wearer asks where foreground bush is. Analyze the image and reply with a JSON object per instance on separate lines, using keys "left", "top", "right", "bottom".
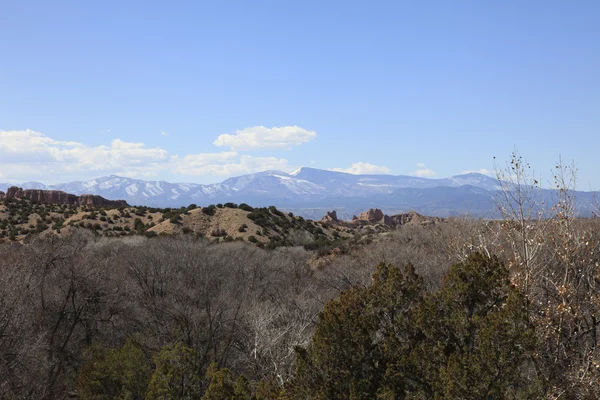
{"left": 289, "top": 253, "right": 542, "bottom": 399}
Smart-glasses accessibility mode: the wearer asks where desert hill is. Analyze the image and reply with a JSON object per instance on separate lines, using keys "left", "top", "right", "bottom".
{"left": 0, "top": 187, "right": 442, "bottom": 251}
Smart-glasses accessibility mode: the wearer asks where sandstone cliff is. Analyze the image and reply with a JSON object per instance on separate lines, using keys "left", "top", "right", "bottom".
{"left": 323, "top": 208, "right": 442, "bottom": 228}
{"left": 358, "top": 208, "right": 385, "bottom": 223}
{"left": 3, "top": 186, "right": 128, "bottom": 207}
{"left": 387, "top": 211, "right": 442, "bottom": 226}
{"left": 320, "top": 210, "right": 339, "bottom": 223}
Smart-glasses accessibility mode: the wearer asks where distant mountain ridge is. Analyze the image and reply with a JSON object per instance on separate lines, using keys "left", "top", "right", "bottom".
{"left": 2, "top": 168, "right": 597, "bottom": 218}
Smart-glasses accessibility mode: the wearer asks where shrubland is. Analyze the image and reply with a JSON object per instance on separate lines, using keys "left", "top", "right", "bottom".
{"left": 1, "top": 153, "right": 600, "bottom": 399}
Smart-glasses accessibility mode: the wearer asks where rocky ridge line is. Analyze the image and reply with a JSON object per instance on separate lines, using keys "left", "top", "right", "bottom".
{"left": 0, "top": 186, "right": 129, "bottom": 207}
{"left": 323, "top": 208, "right": 443, "bottom": 227}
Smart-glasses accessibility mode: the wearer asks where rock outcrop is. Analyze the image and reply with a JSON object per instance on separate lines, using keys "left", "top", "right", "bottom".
{"left": 387, "top": 211, "right": 441, "bottom": 226}
{"left": 352, "top": 208, "right": 442, "bottom": 227}
{"left": 0, "top": 191, "right": 5, "bottom": 200}
{"left": 3, "top": 186, "right": 128, "bottom": 207}
{"left": 321, "top": 210, "right": 339, "bottom": 223}
{"left": 358, "top": 208, "right": 385, "bottom": 223}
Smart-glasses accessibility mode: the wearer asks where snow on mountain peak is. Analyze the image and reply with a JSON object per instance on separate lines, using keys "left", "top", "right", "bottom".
{"left": 289, "top": 167, "right": 304, "bottom": 176}
{"left": 5, "top": 169, "right": 510, "bottom": 212}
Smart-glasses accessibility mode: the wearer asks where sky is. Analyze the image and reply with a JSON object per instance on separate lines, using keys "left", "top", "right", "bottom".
{"left": 1, "top": 1, "right": 599, "bottom": 189}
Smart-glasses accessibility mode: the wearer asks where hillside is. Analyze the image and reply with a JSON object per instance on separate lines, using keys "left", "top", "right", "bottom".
{"left": 0, "top": 189, "right": 442, "bottom": 252}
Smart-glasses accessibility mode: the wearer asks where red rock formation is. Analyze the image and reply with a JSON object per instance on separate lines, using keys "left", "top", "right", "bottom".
{"left": 387, "top": 212, "right": 418, "bottom": 226}
{"left": 78, "top": 194, "right": 128, "bottom": 207}
{"left": 352, "top": 208, "right": 442, "bottom": 227}
{"left": 358, "top": 208, "right": 385, "bottom": 223}
{"left": 3, "top": 186, "right": 128, "bottom": 207}
{"left": 387, "top": 211, "right": 442, "bottom": 226}
{"left": 321, "top": 210, "right": 339, "bottom": 223}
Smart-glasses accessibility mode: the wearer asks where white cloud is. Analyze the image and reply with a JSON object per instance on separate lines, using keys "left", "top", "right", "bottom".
{"left": 411, "top": 162, "right": 436, "bottom": 177}
{"left": 462, "top": 168, "right": 492, "bottom": 176}
{"left": 214, "top": 125, "right": 316, "bottom": 151}
{"left": 0, "top": 130, "right": 170, "bottom": 172}
{"left": 414, "top": 168, "right": 436, "bottom": 177}
{"left": 331, "top": 162, "right": 391, "bottom": 175}
{"left": 179, "top": 152, "right": 239, "bottom": 167}
{"left": 0, "top": 129, "right": 294, "bottom": 182}
{"left": 174, "top": 152, "right": 289, "bottom": 176}
{"left": 177, "top": 155, "right": 289, "bottom": 176}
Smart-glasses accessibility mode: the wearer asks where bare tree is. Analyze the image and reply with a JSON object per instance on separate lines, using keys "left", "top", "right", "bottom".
{"left": 494, "top": 150, "right": 551, "bottom": 294}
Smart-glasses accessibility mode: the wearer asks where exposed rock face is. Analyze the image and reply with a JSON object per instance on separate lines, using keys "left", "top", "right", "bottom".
{"left": 321, "top": 210, "right": 339, "bottom": 223}
{"left": 351, "top": 208, "right": 442, "bottom": 227}
{"left": 388, "top": 212, "right": 419, "bottom": 226}
{"left": 387, "top": 211, "right": 442, "bottom": 226}
{"left": 3, "top": 186, "right": 128, "bottom": 207}
{"left": 358, "top": 208, "right": 385, "bottom": 223}
{"left": 0, "top": 191, "right": 5, "bottom": 200}
{"left": 321, "top": 208, "right": 440, "bottom": 229}
{"left": 78, "top": 194, "right": 128, "bottom": 207}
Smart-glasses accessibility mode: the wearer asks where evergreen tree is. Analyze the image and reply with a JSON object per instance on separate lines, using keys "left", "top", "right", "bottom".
{"left": 291, "top": 255, "right": 543, "bottom": 399}
{"left": 202, "top": 365, "right": 236, "bottom": 400}
{"left": 291, "top": 262, "right": 423, "bottom": 399}
{"left": 233, "top": 375, "right": 252, "bottom": 400}
{"left": 146, "top": 342, "right": 202, "bottom": 400}
{"left": 77, "top": 339, "right": 152, "bottom": 400}
{"left": 254, "top": 376, "right": 281, "bottom": 400}
{"left": 391, "top": 253, "right": 542, "bottom": 399}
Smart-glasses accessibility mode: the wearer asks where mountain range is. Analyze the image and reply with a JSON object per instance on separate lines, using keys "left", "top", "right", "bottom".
{"left": 1, "top": 168, "right": 597, "bottom": 219}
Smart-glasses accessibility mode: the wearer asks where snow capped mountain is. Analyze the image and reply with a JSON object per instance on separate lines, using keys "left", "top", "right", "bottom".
{"left": 49, "top": 176, "right": 205, "bottom": 206}
{"left": 218, "top": 170, "right": 326, "bottom": 197}
{"left": 4, "top": 168, "right": 599, "bottom": 218}
{"left": 288, "top": 167, "right": 304, "bottom": 176}
{"left": 440, "top": 173, "right": 501, "bottom": 191}
{"left": 21, "top": 181, "right": 48, "bottom": 189}
{"left": 2, "top": 168, "right": 505, "bottom": 216}
{"left": 3, "top": 169, "right": 500, "bottom": 204}
{"left": 1, "top": 182, "right": 48, "bottom": 191}
{"left": 281, "top": 168, "right": 500, "bottom": 195}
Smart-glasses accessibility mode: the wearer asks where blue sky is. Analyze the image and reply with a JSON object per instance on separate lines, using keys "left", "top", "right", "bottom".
{"left": 1, "top": 1, "right": 599, "bottom": 188}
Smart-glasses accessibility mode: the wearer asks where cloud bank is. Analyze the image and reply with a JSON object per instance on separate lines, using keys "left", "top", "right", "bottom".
{"left": 214, "top": 125, "right": 316, "bottom": 151}
{"left": 331, "top": 162, "right": 392, "bottom": 175}
{"left": 462, "top": 168, "right": 492, "bottom": 176}
{"left": 0, "top": 128, "right": 408, "bottom": 183}
{"left": 0, "top": 129, "right": 296, "bottom": 182}
{"left": 412, "top": 162, "right": 436, "bottom": 177}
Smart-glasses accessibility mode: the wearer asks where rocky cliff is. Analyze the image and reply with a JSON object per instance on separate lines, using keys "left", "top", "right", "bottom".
{"left": 3, "top": 186, "right": 128, "bottom": 207}
{"left": 331, "top": 208, "right": 442, "bottom": 227}
{"left": 321, "top": 210, "right": 339, "bottom": 223}
{"left": 386, "top": 211, "right": 442, "bottom": 226}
